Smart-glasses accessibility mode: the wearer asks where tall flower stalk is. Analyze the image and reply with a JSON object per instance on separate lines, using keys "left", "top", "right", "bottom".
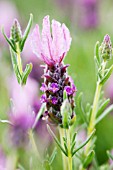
{"left": 86, "top": 35, "right": 113, "bottom": 155}
{"left": 2, "top": 14, "right": 33, "bottom": 85}
{"left": 31, "top": 15, "right": 95, "bottom": 170}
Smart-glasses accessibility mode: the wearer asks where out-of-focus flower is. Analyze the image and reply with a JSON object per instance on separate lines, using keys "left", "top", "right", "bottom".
{"left": 31, "top": 16, "right": 76, "bottom": 126}
{"left": 7, "top": 76, "right": 40, "bottom": 147}
{"left": 0, "top": 147, "right": 6, "bottom": 170}
{"left": 23, "top": 35, "right": 43, "bottom": 83}
{"left": 31, "top": 15, "right": 71, "bottom": 66}
{"left": 9, "top": 112, "right": 34, "bottom": 148}
{"left": 0, "top": 0, "right": 18, "bottom": 45}
{"left": 77, "top": 0, "right": 99, "bottom": 29}
{"left": 8, "top": 76, "right": 40, "bottom": 114}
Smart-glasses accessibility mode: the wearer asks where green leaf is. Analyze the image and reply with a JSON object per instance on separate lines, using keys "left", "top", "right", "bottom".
{"left": 83, "top": 150, "right": 95, "bottom": 168}
{"left": 72, "top": 129, "right": 96, "bottom": 156}
{"left": 94, "top": 56, "right": 100, "bottom": 69}
{"left": 72, "top": 132, "right": 77, "bottom": 143}
{"left": 94, "top": 41, "right": 100, "bottom": 64}
{"left": 2, "top": 27, "right": 17, "bottom": 52}
{"left": 22, "top": 63, "right": 33, "bottom": 85}
{"left": 49, "top": 147, "right": 57, "bottom": 165}
{"left": 95, "top": 105, "right": 113, "bottom": 125}
{"left": 32, "top": 103, "right": 46, "bottom": 130}
{"left": 18, "top": 164, "right": 26, "bottom": 170}
{"left": 71, "top": 141, "right": 76, "bottom": 153}
{"left": 100, "top": 65, "right": 113, "bottom": 85}
{"left": 96, "top": 98, "right": 110, "bottom": 117}
{"left": 77, "top": 93, "right": 88, "bottom": 125}
{"left": 20, "top": 13, "right": 33, "bottom": 51}
{"left": 47, "top": 125, "right": 67, "bottom": 156}
{"left": 107, "top": 150, "right": 113, "bottom": 160}
{"left": 10, "top": 48, "right": 22, "bottom": 84}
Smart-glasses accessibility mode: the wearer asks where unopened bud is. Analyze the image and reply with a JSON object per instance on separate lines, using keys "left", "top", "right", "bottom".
{"left": 99, "top": 34, "right": 112, "bottom": 61}
{"left": 10, "top": 19, "right": 22, "bottom": 43}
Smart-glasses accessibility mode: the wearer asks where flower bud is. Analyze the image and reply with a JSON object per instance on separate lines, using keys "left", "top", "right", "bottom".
{"left": 99, "top": 34, "right": 112, "bottom": 61}
{"left": 10, "top": 19, "right": 22, "bottom": 43}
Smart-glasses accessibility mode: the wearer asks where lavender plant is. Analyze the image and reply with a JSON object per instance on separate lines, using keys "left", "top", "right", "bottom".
{"left": 31, "top": 15, "right": 95, "bottom": 170}
{"left": 1, "top": 13, "right": 113, "bottom": 170}
{"left": 76, "top": 35, "right": 113, "bottom": 170}
{"left": 2, "top": 14, "right": 33, "bottom": 85}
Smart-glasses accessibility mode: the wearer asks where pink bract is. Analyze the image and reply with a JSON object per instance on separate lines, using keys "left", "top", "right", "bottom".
{"left": 31, "top": 15, "right": 72, "bottom": 65}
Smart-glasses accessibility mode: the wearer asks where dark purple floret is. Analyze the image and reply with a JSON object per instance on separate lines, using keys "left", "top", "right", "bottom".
{"left": 49, "top": 83, "right": 59, "bottom": 93}
{"left": 51, "top": 97, "right": 58, "bottom": 105}
{"left": 40, "top": 94, "right": 47, "bottom": 103}
{"left": 41, "top": 62, "right": 76, "bottom": 125}
{"left": 40, "top": 83, "right": 47, "bottom": 92}
{"left": 65, "top": 86, "right": 73, "bottom": 95}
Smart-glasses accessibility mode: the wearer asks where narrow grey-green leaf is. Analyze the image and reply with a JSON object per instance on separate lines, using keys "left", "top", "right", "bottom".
{"left": 96, "top": 98, "right": 110, "bottom": 117}
{"left": 77, "top": 93, "right": 88, "bottom": 125}
{"left": 72, "top": 129, "right": 96, "bottom": 156}
{"left": 100, "top": 65, "right": 113, "bottom": 85}
{"left": 95, "top": 105, "right": 113, "bottom": 125}
{"left": 18, "top": 164, "right": 26, "bottom": 170}
{"left": 47, "top": 125, "right": 67, "bottom": 156}
{"left": 83, "top": 150, "right": 95, "bottom": 168}
{"left": 20, "top": 14, "right": 33, "bottom": 51}
{"left": 107, "top": 150, "right": 113, "bottom": 160}
{"left": 94, "top": 41, "right": 100, "bottom": 64}
{"left": 32, "top": 103, "right": 46, "bottom": 130}
{"left": 22, "top": 63, "right": 33, "bottom": 85}
{"left": 10, "top": 48, "right": 22, "bottom": 83}
{"left": 71, "top": 141, "right": 76, "bottom": 153}
{"left": 2, "top": 27, "right": 17, "bottom": 52}
{"left": 49, "top": 147, "right": 57, "bottom": 165}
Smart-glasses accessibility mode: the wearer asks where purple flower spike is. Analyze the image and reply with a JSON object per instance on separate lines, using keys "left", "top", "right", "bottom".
{"left": 65, "top": 86, "right": 73, "bottom": 95}
{"left": 49, "top": 83, "right": 59, "bottom": 93}
{"left": 40, "top": 94, "right": 47, "bottom": 103}
{"left": 40, "top": 83, "right": 47, "bottom": 92}
{"left": 51, "top": 97, "right": 58, "bottom": 105}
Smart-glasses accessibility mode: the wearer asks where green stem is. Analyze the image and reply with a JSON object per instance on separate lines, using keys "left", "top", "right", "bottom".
{"left": 66, "top": 128, "right": 72, "bottom": 170}
{"left": 29, "top": 130, "right": 41, "bottom": 162}
{"left": 59, "top": 128, "right": 68, "bottom": 170}
{"left": 86, "top": 61, "right": 106, "bottom": 155}
{"left": 16, "top": 42, "right": 23, "bottom": 75}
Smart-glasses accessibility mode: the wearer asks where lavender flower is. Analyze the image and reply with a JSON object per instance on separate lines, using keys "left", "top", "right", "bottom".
{"left": 10, "top": 112, "right": 34, "bottom": 148}
{"left": 31, "top": 15, "right": 76, "bottom": 126}
{"left": 77, "top": 0, "right": 98, "bottom": 29}
{"left": 7, "top": 76, "right": 40, "bottom": 147}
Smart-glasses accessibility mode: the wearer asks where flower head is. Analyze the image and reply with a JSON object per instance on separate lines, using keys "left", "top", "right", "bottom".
{"left": 99, "top": 34, "right": 112, "bottom": 60}
{"left": 31, "top": 16, "right": 76, "bottom": 126}
{"left": 31, "top": 15, "right": 72, "bottom": 66}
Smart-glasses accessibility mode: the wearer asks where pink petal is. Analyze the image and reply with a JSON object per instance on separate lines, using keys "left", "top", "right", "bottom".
{"left": 51, "top": 19, "right": 65, "bottom": 62}
{"left": 41, "top": 15, "right": 52, "bottom": 61}
{"left": 31, "top": 24, "right": 42, "bottom": 60}
{"left": 62, "top": 23, "right": 72, "bottom": 52}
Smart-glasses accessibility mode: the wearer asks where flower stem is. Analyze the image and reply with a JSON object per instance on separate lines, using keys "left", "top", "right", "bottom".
{"left": 66, "top": 128, "right": 72, "bottom": 170}
{"left": 29, "top": 130, "right": 40, "bottom": 161}
{"left": 59, "top": 127, "right": 68, "bottom": 170}
{"left": 86, "top": 61, "right": 106, "bottom": 154}
{"left": 16, "top": 42, "right": 23, "bottom": 75}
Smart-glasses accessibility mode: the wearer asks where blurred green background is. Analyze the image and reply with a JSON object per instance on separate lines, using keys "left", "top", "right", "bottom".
{"left": 0, "top": 0, "right": 113, "bottom": 168}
